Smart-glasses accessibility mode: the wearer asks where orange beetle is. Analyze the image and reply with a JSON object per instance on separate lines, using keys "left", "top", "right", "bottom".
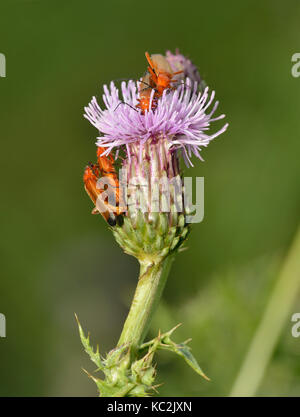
{"left": 136, "top": 52, "right": 183, "bottom": 114}
{"left": 136, "top": 73, "right": 158, "bottom": 114}
{"left": 145, "top": 52, "right": 183, "bottom": 96}
{"left": 83, "top": 147, "right": 125, "bottom": 226}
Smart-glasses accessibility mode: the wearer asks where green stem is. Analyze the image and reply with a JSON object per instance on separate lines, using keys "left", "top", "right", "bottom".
{"left": 230, "top": 226, "right": 300, "bottom": 396}
{"left": 118, "top": 254, "right": 175, "bottom": 351}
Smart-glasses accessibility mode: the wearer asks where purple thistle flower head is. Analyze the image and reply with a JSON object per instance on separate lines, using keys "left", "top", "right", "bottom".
{"left": 84, "top": 77, "right": 228, "bottom": 166}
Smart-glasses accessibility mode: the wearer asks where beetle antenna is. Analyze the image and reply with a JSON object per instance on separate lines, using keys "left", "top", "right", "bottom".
{"left": 114, "top": 102, "right": 139, "bottom": 112}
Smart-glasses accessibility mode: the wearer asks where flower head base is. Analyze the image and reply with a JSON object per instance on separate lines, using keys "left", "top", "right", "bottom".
{"left": 84, "top": 78, "right": 228, "bottom": 166}
{"left": 113, "top": 138, "right": 190, "bottom": 263}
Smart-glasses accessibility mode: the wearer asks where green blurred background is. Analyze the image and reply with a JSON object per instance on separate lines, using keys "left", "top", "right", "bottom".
{"left": 0, "top": 0, "right": 300, "bottom": 397}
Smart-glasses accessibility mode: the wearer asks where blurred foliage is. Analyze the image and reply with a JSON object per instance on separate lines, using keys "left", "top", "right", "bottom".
{"left": 0, "top": 0, "right": 300, "bottom": 396}
{"left": 151, "top": 253, "right": 300, "bottom": 396}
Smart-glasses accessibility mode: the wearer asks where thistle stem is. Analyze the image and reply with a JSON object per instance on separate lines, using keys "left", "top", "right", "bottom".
{"left": 118, "top": 255, "right": 175, "bottom": 351}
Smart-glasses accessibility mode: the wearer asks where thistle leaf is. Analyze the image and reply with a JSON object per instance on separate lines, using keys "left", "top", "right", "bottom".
{"left": 161, "top": 341, "right": 210, "bottom": 381}
{"left": 75, "top": 313, "right": 103, "bottom": 370}
{"left": 140, "top": 324, "right": 209, "bottom": 381}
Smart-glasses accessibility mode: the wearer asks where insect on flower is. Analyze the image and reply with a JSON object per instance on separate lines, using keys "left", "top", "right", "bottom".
{"left": 136, "top": 73, "right": 158, "bottom": 114}
{"left": 83, "top": 147, "right": 125, "bottom": 226}
{"left": 145, "top": 51, "right": 183, "bottom": 95}
{"left": 136, "top": 52, "right": 183, "bottom": 114}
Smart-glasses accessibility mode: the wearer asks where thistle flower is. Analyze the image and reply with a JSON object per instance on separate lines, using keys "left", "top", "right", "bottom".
{"left": 84, "top": 78, "right": 228, "bottom": 166}
{"left": 80, "top": 51, "right": 228, "bottom": 397}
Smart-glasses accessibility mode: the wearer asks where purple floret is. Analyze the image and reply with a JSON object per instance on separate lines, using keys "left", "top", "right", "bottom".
{"left": 84, "top": 77, "right": 228, "bottom": 166}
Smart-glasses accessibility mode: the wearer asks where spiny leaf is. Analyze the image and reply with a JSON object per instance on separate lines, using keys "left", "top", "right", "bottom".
{"left": 161, "top": 341, "right": 210, "bottom": 381}
{"left": 139, "top": 323, "right": 210, "bottom": 381}
{"left": 75, "top": 313, "right": 103, "bottom": 370}
{"left": 139, "top": 324, "right": 182, "bottom": 351}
